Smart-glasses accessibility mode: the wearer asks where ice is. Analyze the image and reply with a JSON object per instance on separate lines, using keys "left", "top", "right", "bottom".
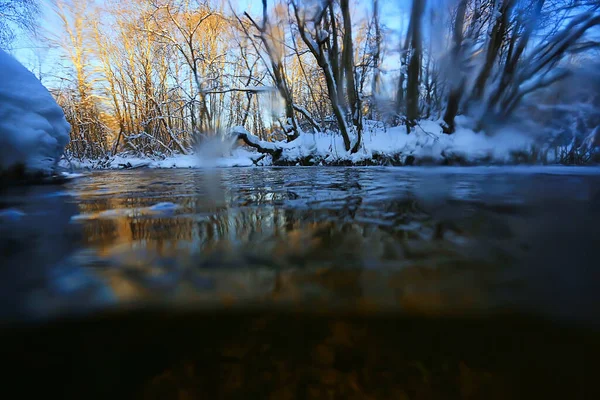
{"left": 0, "top": 49, "right": 70, "bottom": 173}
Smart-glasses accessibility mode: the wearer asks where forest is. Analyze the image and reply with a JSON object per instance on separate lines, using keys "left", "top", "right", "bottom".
{"left": 3, "top": 3, "right": 600, "bottom": 397}
{"left": 3, "top": 0, "right": 600, "bottom": 166}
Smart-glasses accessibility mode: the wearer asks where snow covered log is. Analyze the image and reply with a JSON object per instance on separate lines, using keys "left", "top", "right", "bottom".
{"left": 230, "top": 126, "right": 282, "bottom": 159}
{"left": 0, "top": 49, "right": 70, "bottom": 176}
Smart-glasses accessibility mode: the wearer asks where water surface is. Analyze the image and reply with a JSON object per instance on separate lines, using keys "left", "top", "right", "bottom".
{"left": 1, "top": 166, "right": 599, "bottom": 322}
{"left": 1, "top": 167, "right": 599, "bottom": 399}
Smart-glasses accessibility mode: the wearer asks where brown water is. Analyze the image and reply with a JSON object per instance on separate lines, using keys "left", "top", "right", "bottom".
{"left": 1, "top": 167, "right": 599, "bottom": 398}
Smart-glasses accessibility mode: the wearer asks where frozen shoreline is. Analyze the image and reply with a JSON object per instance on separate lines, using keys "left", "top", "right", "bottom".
{"left": 60, "top": 155, "right": 600, "bottom": 173}
{"left": 60, "top": 119, "right": 599, "bottom": 171}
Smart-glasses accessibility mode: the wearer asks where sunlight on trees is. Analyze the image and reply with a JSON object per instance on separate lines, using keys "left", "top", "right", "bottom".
{"left": 16, "top": 0, "right": 599, "bottom": 161}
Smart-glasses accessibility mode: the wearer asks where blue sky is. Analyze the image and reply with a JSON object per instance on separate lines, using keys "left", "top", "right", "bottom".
{"left": 8, "top": 0, "right": 413, "bottom": 85}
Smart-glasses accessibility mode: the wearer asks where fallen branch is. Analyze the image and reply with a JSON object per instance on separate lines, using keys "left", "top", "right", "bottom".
{"left": 230, "top": 126, "right": 283, "bottom": 159}
{"left": 251, "top": 154, "right": 267, "bottom": 165}
{"left": 118, "top": 162, "right": 151, "bottom": 169}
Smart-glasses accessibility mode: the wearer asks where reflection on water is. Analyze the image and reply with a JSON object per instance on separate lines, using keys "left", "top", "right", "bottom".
{"left": 2, "top": 167, "right": 600, "bottom": 399}
{"left": 1, "top": 167, "right": 599, "bottom": 323}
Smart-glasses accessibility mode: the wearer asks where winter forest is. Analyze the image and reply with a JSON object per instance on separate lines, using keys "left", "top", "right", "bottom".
{"left": 2, "top": 0, "right": 600, "bottom": 168}
{"left": 4, "top": 3, "right": 600, "bottom": 395}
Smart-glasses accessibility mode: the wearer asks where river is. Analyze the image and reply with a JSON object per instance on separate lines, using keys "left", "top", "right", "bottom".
{"left": 1, "top": 166, "right": 599, "bottom": 398}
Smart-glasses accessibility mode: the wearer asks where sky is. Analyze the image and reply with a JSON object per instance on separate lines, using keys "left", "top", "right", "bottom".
{"left": 9, "top": 0, "right": 65, "bottom": 82}
{"left": 5, "top": 0, "right": 417, "bottom": 89}
{"left": 9, "top": 1, "right": 408, "bottom": 56}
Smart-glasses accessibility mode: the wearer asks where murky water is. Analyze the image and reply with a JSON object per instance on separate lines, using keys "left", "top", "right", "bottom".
{"left": 1, "top": 167, "right": 600, "bottom": 398}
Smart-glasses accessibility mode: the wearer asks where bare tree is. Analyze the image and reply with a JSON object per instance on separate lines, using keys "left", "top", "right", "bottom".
{"left": 441, "top": 0, "right": 468, "bottom": 133}
{"left": 371, "top": 0, "right": 382, "bottom": 108}
{"left": 52, "top": 0, "right": 109, "bottom": 159}
{"left": 32, "top": 0, "right": 600, "bottom": 162}
{"left": 291, "top": 0, "right": 362, "bottom": 152}
{"left": 405, "top": 0, "right": 426, "bottom": 131}
{"left": 0, "top": 0, "right": 38, "bottom": 48}
{"left": 438, "top": 0, "right": 600, "bottom": 132}
{"left": 239, "top": 0, "right": 300, "bottom": 141}
{"left": 146, "top": 0, "right": 221, "bottom": 142}
{"left": 340, "top": 0, "right": 362, "bottom": 152}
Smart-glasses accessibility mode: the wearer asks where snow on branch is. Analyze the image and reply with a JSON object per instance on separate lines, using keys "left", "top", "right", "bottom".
{"left": 202, "top": 86, "right": 277, "bottom": 94}
{"left": 230, "top": 126, "right": 282, "bottom": 158}
{"left": 292, "top": 104, "right": 321, "bottom": 132}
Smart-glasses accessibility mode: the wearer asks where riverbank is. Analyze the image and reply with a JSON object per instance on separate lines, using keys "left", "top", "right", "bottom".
{"left": 59, "top": 120, "right": 598, "bottom": 170}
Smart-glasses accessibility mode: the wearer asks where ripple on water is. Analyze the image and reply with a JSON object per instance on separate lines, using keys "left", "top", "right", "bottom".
{"left": 1, "top": 167, "right": 599, "bottom": 325}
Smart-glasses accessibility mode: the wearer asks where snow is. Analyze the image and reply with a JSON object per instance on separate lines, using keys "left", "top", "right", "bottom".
{"left": 269, "top": 118, "right": 534, "bottom": 165}
{"left": 62, "top": 147, "right": 256, "bottom": 170}
{"left": 0, "top": 49, "right": 70, "bottom": 173}
{"left": 59, "top": 118, "right": 568, "bottom": 171}
{"left": 231, "top": 126, "right": 280, "bottom": 151}
{"left": 317, "top": 29, "right": 329, "bottom": 43}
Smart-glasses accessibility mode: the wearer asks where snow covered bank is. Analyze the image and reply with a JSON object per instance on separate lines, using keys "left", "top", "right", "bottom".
{"left": 62, "top": 148, "right": 256, "bottom": 170}
{"left": 0, "top": 49, "right": 70, "bottom": 175}
{"left": 61, "top": 119, "right": 582, "bottom": 170}
{"left": 233, "top": 119, "right": 538, "bottom": 166}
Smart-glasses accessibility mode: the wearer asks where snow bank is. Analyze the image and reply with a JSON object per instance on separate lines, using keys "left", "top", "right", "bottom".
{"left": 0, "top": 49, "right": 70, "bottom": 173}
{"left": 61, "top": 118, "right": 537, "bottom": 170}
{"left": 272, "top": 119, "right": 534, "bottom": 165}
{"left": 63, "top": 147, "right": 255, "bottom": 170}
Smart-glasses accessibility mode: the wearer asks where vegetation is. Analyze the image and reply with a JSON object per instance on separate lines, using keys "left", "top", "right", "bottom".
{"left": 4, "top": 0, "right": 600, "bottom": 163}
{"left": 0, "top": 0, "right": 38, "bottom": 47}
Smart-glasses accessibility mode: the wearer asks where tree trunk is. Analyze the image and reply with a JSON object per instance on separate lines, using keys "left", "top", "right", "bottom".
{"left": 371, "top": 0, "right": 381, "bottom": 104}
{"left": 340, "top": 0, "right": 362, "bottom": 152}
{"left": 441, "top": 0, "right": 467, "bottom": 134}
{"left": 406, "top": 0, "right": 426, "bottom": 130}
{"left": 292, "top": 1, "right": 353, "bottom": 151}
{"left": 470, "top": 0, "right": 514, "bottom": 102}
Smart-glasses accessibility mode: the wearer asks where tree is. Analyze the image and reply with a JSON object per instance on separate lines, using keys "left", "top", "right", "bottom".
{"left": 370, "top": 0, "right": 382, "bottom": 114}
{"left": 405, "top": 0, "right": 426, "bottom": 131}
{"left": 0, "top": 0, "right": 38, "bottom": 48}
{"left": 146, "top": 0, "right": 220, "bottom": 142}
{"left": 439, "top": 0, "right": 600, "bottom": 132}
{"left": 441, "top": 0, "right": 468, "bottom": 133}
{"left": 291, "top": 0, "right": 363, "bottom": 152}
{"left": 29, "top": 0, "right": 600, "bottom": 162}
{"left": 239, "top": 0, "right": 300, "bottom": 141}
{"left": 340, "top": 0, "right": 362, "bottom": 152}
{"left": 52, "top": 0, "right": 109, "bottom": 159}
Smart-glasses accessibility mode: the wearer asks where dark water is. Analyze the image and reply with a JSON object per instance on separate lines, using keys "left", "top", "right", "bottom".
{"left": 1, "top": 167, "right": 600, "bottom": 399}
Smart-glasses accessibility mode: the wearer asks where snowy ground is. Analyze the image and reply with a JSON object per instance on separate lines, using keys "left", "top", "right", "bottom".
{"left": 60, "top": 148, "right": 256, "bottom": 170}
{"left": 270, "top": 118, "right": 535, "bottom": 165}
{"left": 60, "top": 118, "right": 546, "bottom": 170}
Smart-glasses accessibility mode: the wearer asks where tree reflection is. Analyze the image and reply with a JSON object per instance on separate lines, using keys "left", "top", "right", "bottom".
{"left": 70, "top": 184, "right": 496, "bottom": 315}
